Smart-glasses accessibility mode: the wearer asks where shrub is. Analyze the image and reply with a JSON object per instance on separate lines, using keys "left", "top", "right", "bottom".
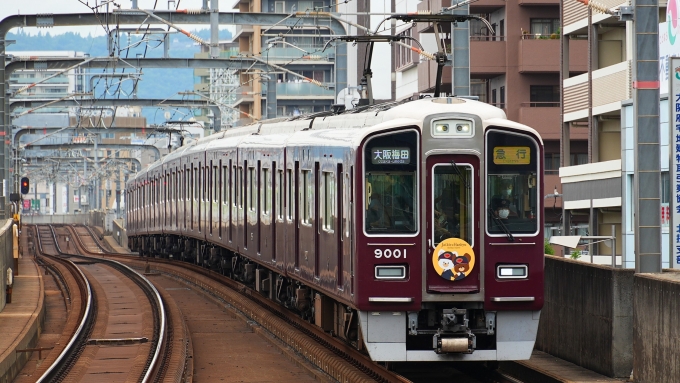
{"left": 570, "top": 250, "right": 581, "bottom": 260}
{"left": 544, "top": 240, "right": 555, "bottom": 255}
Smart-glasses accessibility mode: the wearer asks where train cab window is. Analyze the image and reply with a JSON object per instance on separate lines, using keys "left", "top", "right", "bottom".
{"left": 433, "top": 164, "right": 473, "bottom": 245}
{"left": 364, "top": 130, "right": 418, "bottom": 234}
{"left": 486, "top": 130, "right": 539, "bottom": 235}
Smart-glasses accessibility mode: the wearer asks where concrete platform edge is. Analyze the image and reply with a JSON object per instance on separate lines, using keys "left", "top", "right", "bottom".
{"left": 0, "top": 258, "right": 45, "bottom": 383}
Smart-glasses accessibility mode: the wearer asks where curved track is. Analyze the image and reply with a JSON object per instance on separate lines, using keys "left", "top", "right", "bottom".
{"left": 28, "top": 224, "right": 168, "bottom": 383}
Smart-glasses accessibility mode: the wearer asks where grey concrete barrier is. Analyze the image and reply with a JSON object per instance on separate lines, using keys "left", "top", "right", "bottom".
{"left": 536, "top": 256, "right": 634, "bottom": 378}
{"left": 0, "top": 219, "right": 14, "bottom": 310}
{"left": 633, "top": 271, "right": 680, "bottom": 383}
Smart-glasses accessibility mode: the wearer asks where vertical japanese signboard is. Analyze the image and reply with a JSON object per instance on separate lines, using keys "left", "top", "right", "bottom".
{"left": 670, "top": 57, "right": 680, "bottom": 267}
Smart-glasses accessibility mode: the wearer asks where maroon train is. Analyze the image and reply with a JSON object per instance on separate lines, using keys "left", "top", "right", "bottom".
{"left": 126, "top": 97, "right": 545, "bottom": 361}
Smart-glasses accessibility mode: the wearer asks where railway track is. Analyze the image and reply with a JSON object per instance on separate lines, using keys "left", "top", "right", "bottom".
{"left": 27, "top": 224, "right": 170, "bottom": 382}
{"left": 39, "top": 223, "right": 529, "bottom": 383}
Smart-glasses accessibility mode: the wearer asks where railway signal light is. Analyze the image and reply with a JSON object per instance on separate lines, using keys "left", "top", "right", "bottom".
{"left": 20, "top": 177, "right": 29, "bottom": 194}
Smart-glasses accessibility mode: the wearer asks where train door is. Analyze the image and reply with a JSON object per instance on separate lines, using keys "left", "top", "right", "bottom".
{"left": 425, "top": 154, "right": 480, "bottom": 293}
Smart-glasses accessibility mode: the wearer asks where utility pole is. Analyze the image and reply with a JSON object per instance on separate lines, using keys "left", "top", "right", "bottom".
{"left": 633, "top": 0, "right": 661, "bottom": 273}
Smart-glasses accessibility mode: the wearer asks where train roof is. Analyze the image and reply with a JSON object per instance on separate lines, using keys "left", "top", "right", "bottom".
{"left": 131, "top": 97, "right": 541, "bottom": 181}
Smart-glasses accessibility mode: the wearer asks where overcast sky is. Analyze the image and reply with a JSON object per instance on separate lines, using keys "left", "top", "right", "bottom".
{"left": 0, "top": 0, "right": 235, "bottom": 36}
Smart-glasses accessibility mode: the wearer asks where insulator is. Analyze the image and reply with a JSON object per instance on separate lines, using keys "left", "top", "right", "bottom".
{"left": 185, "top": 9, "right": 202, "bottom": 14}
{"left": 419, "top": 50, "right": 436, "bottom": 60}
{"left": 188, "top": 33, "right": 209, "bottom": 46}
{"left": 418, "top": 10, "right": 432, "bottom": 14}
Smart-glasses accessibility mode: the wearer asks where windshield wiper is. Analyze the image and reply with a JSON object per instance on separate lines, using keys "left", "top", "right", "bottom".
{"left": 450, "top": 159, "right": 470, "bottom": 189}
{"left": 488, "top": 208, "right": 514, "bottom": 242}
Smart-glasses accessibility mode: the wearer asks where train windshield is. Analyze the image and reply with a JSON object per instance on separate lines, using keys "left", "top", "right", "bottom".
{"left": 432, "top": 164, "right": 473, "bottom": 245}
{"left": 364, "top": 130, "right": 418, "bottom": 234}
{"left": 486, "top": 130, "right": 539, "bottom": 235}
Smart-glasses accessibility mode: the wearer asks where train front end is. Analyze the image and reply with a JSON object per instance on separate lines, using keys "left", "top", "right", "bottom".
{"left": 354, "top": 101, "right": 544, "bottom": 362}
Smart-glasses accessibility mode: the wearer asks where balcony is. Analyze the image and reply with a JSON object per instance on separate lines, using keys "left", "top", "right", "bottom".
{"left": 519, "top": 0, "right": 559, "bottom": 4}
{"left": 470, "top": 40, "right": 506, "bottom": 75}
{"left": 233, "top": 24, "right": 254, "bottom": 39}
{"left": 265, "top": 46, "right": 334, "bottom": 63}
{"left": 276, "top": 82, "right": 335, "bottom": 99}
{"left": 563, "top": 60, "right": 631, "bottom": 122}
{"left": 233, "top": 85, "right": 255, "bottom": 106}
{"left": 469, "top": 0, "right": 505, "bottom": 12}
{"left": 518, "top": 104, "right": 561, "bottom": 139}
{"left": 519, "top": 38, "right": 560, "bottom": 73}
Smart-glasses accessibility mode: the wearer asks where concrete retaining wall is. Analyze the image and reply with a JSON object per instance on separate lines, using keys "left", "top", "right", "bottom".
{"left": 536, "top": 256, "right": 634, "bottom": 378}
{"left": 0, "top": 219, "right": 16, "bottom": 311}
{"left": 112, "top": 219, "right": 128, "bottom": 249}
{"left": 22, "top": 214, "right": 88, "bottom": 225}
{"left": 633, "top": 272, "right": 680, "bottom": 383}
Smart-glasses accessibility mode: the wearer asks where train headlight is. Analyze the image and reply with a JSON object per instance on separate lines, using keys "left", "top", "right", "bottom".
{"left": 434, "top": 123, "right": 450, "bottom": 133}
{"left": 431, "top": 119, "right": 474, "bottom": 137}
{"left": 455, "top": 123, "right": 470, "bottom": 133}
{"left": 496, "top": 265, "right": 528, "bottom": 279}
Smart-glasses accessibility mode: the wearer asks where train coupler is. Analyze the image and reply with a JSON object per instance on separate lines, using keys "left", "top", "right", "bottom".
{"left": 433, "top": 333, "right": 475, "bottom": 354}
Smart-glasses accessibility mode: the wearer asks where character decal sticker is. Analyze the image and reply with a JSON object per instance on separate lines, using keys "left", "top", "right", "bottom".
{"left": 432, "top": 238, "right": 475, "bottom": 281}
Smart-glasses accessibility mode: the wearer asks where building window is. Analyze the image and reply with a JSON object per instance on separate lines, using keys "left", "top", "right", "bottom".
{"left": 530, "top": 85, "right": 560, "bottom": 107}
{"left": 395, "top": 27, "right": 416, "bottom": 69}
{"left": 545, "top": 153, "right": 560, "bottom": 174}
{"left": 530, "top": 19, "right": 560, "bottom": 36}
{"left": 470, "top": 79, "right": 488, "bottom": 102}
{"left": 275, "top": 1, "right": 285, "bottom": 12}
{"left": 570, "top": 153, "right": 588, "bottom": 166}
{"left": 491, "top": 89, "right": 497, "bottom": 106}
{"left": 499, "top": 86, "right": 505, "bottom": 109}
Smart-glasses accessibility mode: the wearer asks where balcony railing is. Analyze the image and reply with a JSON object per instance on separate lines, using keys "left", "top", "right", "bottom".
{"left": 470, "top": 35, "right": 506, "bottom": 41}
{"left": 276, "top": 82, "right": 335, "bottom": 97}
{"left": 265, "top": 46, "right": 333, "bottom": 61}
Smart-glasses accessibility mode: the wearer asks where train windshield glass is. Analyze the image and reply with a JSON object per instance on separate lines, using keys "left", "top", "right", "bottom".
{"left": 433, "top": 164, "right": 473, "bottom": 245}
{"left": 486, "top": 130, "right": 539, "bottom": 235}
{"left": 364, "top": 130, "right": 418, "bottom": 234}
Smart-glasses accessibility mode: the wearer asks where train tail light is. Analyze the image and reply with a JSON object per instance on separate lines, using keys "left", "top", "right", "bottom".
{"left": 496, "top": 265, "right": 528, "bottom": 279}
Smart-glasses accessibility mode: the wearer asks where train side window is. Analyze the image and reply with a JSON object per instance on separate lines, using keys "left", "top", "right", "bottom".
{"left": 277, "top": 169, "right": 284, "bottom": 220}
{"left": 213, "top": 165, "right": 218, "bottom": 203}
{"left": 223, "top": 166, "right": 228, "bottom": 205}
{"left": 323, "top": 171, "right": 335, "bottom": 231}
{"left": 249, "top": 166, "right": 255, "bottom": 212}
{"left": 263, "top": 167, "right": 270, "bottom": 215}
{"left": 238, "top": 166, "right": 243, "bottom": 209}
{"left": 287, "top": 169, "right": 293, "bottom": 220}
{"left": 301, "top": 169, "right": 311, "bottom": 224}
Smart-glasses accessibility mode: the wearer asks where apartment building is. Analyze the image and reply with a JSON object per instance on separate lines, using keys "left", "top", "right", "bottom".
{"left": 7, "top": 50, "right": 86, "bottom": 101}
{"left": 230, "top": 0, "right": 341, "bottom": 124}
{"left": 407, "top": 0, "right": 588, "bottom": 239}
{"left": 558, "top": 1, "right": 676, "bottom": 267}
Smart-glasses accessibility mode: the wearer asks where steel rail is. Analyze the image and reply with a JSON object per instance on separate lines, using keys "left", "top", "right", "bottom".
{"left": 59, "top": 224, "right": 167, "bottom": 382}
{"left": 33, "top": 225, "right": 94, "bottom": 383}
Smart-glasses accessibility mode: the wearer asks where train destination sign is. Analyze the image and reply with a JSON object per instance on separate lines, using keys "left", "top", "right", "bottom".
{"left": 493, "top": 146, "right": 530, "bottom": 165}
{"left": 371, "top": 147, "right": 410, "bottom": 164}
